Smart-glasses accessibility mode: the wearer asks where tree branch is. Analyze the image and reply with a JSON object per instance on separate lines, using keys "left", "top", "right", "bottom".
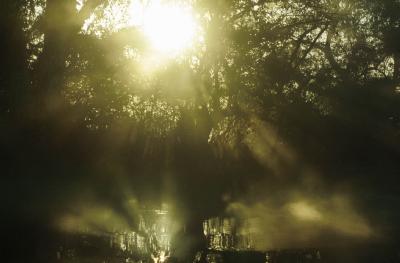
{"left": 319, "top": 26, "right": 351, "bottom": 82}
{"left": 290, "top": 26, "right": 318, "bottom": 60}
{"left": 77, "top": 0, "right": 106, "bottom": 26}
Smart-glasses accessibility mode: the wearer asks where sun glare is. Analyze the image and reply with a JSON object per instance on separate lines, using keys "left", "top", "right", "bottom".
{"left": 129, "top": 1, "right": 198, "bottom": 54}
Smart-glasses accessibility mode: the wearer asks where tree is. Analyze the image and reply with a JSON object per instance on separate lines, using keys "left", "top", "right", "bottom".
{"left": 2, "top": 1, "right": 400, "bottom": 260}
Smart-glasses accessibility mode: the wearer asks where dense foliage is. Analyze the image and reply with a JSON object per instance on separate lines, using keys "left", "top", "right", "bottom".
{"left": 1, "top": 0, "right": 400, "bottom": 259}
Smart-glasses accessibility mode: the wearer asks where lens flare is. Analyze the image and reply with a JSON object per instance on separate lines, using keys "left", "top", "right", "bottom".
{"left": 128, "top": 0, "right": 199, "bottom": 53}
{"left": 144, "top": 3, "right": 197, "bottom": 52}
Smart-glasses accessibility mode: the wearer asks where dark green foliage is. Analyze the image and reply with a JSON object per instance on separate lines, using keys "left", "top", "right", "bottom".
{"left": 1, "top": 1, "right": 400, "bottom": 261}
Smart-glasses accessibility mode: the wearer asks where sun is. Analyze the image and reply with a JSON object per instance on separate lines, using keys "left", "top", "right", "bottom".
{"left": 129, "top": 1, "right": 198, "bottom": 53}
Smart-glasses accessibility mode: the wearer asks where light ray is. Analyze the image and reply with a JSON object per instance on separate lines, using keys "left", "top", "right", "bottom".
{"left": 129, "top": 0, "right": 199, "bottom": 53}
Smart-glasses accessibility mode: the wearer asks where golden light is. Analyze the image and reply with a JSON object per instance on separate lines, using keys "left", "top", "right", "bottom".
{"left": 129, "top": 0, "right": 199, "bottom": 54}
{"left": 288, "top": 201, "right": 323, "bottom": 221}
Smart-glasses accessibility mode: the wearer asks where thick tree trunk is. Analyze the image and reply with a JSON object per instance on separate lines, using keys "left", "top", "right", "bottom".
{"left": 394, "top": 52, "right": 400, "bottom": 84}
{"left": 30, "top": 0, "right": 77, "bottom": 118}
{"left": 0, "top": 1, "right": 29, "bottom": 117}
{"left": 32, "top": 0, "right": 104, "bottom": 118}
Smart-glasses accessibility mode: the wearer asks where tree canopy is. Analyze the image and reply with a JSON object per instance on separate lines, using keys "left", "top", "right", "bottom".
{"left": 1, "top": 0, "right": 400, "bottom": 259}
